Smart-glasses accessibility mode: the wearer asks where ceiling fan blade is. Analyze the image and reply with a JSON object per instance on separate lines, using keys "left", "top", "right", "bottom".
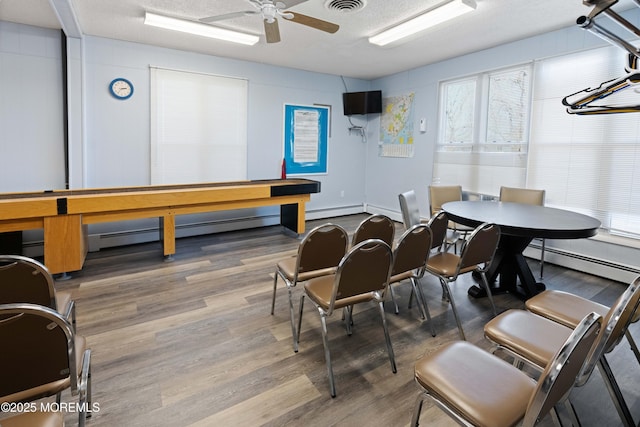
{"left": 264, "top": 19, "right": 281, "bottom": 43}
{"left": 285, "top": 12, "right": 339, "bottom": 34}
{"left": 200, "top": 10, "right": 259, "bottom": 23}
{"left": 280, "top": 0, "right": 309, "bottom": 7}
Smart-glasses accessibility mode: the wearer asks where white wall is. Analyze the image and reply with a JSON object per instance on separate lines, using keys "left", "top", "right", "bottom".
{"left": 0, "top": 22, "right": 66, "bottom": 192}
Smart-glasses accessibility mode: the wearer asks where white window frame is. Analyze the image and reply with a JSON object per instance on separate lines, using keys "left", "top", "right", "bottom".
{"left": 433, "top": 64, "right": 532, "bottom": 195}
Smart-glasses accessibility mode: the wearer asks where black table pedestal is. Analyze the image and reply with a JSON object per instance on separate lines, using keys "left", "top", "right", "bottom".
{"left": 468, "top": 235, "right": 545, "bottom": 300}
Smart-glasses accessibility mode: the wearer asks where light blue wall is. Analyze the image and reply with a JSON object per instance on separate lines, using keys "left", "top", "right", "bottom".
{"left": 4, "top": 10, "right": 640, "bottom": 281}
{"left": 82, "top": 35, "right": 371, "bottom": 215}
{"left": 1, "top": 23, "right": 376, "bottom": 249}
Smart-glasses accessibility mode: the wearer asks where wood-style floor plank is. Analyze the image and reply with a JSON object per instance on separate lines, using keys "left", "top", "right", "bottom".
{"left": 4, "top": 214, "right": 638, "bottom": 426}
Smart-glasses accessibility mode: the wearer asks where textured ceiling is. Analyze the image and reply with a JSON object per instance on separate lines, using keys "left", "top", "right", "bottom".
{"left": 0, "top": 0, "right": 636, "bottom": 79}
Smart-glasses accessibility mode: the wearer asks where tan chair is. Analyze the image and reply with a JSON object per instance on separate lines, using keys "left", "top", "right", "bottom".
{"left": 295, "top": 239, "right": 395, "bottom": 397}
{"left": 484, "top": 277, "right": 640, "bottom": 426}
{"left": 425, "top": 222, "right": 500, "bottom": 340}
{"left": 525, "top": 284, "right": 640, "bottom": 365}
{"left": 411, "top": 312, "right": 602, "bottom": 427}
{"left": 0, "top": 255, "right": 75, "bottom": 330}
{"left": 351, "top": 214, "right": 395, "bottom": 248}
{"left": 271, "top": 223, "right": 349, "bottom": 352}
{"left": 387, "top": 224, "right": 436, "bottom": 336}
{"left": 0, "top": 411, "right": 64, "bottom": 427}
{"left": 0, "top": 303, "right": 92, "bottom": 427}
{"left": 429, "top": 185, "right": 472, "bottom": 252}
{"left": 499, "top": 186, "right": 546, "bottom": 277}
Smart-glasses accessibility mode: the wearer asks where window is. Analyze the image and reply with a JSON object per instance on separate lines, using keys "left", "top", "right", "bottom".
{"left": 150, "top": 67, "right": 248, "bottom": 184}
{"left": 528, "top": 46, "right": 640, "bottom": 237}
{"left": 433, "top": 64, "right": 532, "bottom": 194}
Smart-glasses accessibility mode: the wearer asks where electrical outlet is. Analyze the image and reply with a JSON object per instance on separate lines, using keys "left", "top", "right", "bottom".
{"left": 340, "top": 190, "right": 345, "bottom": 198}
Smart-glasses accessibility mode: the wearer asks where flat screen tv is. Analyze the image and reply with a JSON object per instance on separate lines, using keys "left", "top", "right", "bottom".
{"left": 342, "top": 90, "right": 382, "bottom": 115}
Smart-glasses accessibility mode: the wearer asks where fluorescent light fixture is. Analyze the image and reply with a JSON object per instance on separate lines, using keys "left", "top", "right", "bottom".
{"left": 369, "top": 0, "right": 476, "bottom": 47}
{"left": 144, "top": 12, "right": 259, "bottom": 46}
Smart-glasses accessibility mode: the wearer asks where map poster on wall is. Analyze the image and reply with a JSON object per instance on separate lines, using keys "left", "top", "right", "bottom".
{"left": 283, "top": 104, "right": 329, "bottom": 175}
{"left": 379, "top": 92, "right": 415, "bottom": 158}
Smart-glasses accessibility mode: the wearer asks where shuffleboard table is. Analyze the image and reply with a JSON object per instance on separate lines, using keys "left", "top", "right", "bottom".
{"left": 0, "top": 179, "right": 320, "bottom": 274}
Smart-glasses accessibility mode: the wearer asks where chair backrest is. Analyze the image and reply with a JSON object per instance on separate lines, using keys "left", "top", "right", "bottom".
{"left": 398, "top": 190, "right": 421, "bottom": 229}
{"left": 0, "top": 303, "right": 77, "bottom": 400}
{"left": 429, "top": 185, "right": 463, "bottom": 216}
{"left": 0, "top": 255, "right": 57, "bottom": 310}
{"left": 576, "top": 275, "right": 640, "bottom": 386}
{"left": 522, "top": 312, "right": 602, "bottom": 426}
{"left": 499, "top": 186, "right": 545, "bottom": 206}
{"left": 328, "top": 239, "right": 393, "bottom": 314}
{"left": 457, "top": 223, "right": 501, "bottom": 274}
{"left": 296, "top": 224, "right": 349, "bottom": 278}
{"left": 426, "top": 210, "right": 449, "bottom": 251}
{"left": 352, "top": 214, "right": 395, "bottom": 247}
{"left": 391, "top": 224, "right": 432, "bottom": 277}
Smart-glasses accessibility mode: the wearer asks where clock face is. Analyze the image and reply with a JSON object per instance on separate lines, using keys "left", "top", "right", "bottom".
{"left": 109, "top": 78, "right": 133, "bottom": 100}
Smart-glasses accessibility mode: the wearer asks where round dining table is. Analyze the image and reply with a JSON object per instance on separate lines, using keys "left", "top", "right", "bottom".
{"left": 442, "top": 201, "right": 601, "bottom": 299}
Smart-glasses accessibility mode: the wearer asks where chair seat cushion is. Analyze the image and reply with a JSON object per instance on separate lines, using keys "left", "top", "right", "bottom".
{"left": 277, "top": 257, "right": 337, "bottom": 283}
{"left": 525, "top": 290, "right": 609, "bottom": 329}
{"left": 304, "top": 275, "right": 373, "bottom": 310}
{"left": 426, "top": 253, "right": 475, "bottom": 277}
{"left": 0, "top": 411, "right": 64, "bottom": 427}
{"left": 415, "top": 341, "right": 535, "bottom": 427}
{"left": 484, "top": 309, "right": 572, "bottom": 368}
{"left": 389, "top": 270, "right": 413, "bottom": 284}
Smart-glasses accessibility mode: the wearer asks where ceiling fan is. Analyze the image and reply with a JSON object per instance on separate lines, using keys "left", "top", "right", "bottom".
{"left": 199, "top": 0, "right": 339, "bottom": 44}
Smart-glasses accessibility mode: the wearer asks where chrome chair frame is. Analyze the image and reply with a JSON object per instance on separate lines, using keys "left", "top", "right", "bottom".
{"left": 425, "top": 222, "right": 500, "bottom": 340}
{"left": 412, "top": 312, "right": 602, "bottom": 427}
{"left": 387, "top": 224, "right": 436, "bottom": 336}
{"left": 485, "top": 277, "right": 640, "bottom": 427}
{"left": 271, "top": 223, "right": 349, "bottom": 352}
{"left": 0, "top": 303, "right": 92, "bottom": 427}
{"left": 351, "top": 214, "right": 395, "bottom": 248}
{"left": 295, "top": 239, "right": 395, "bottom": 397}
{"left": 0, "top": 254, "right": 76, "bottom": 331}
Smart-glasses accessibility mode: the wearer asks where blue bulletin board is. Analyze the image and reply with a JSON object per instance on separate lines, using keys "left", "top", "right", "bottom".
{"left": 283, "top": 104, "right": 329, "bottom": 175}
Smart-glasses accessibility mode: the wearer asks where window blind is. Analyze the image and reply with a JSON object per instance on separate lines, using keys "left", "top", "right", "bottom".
{"left": 150, "top": 67, "right": 248, "bottom": 184}
{"left": 528, "top": 46, "right": 640, "bottom": 237}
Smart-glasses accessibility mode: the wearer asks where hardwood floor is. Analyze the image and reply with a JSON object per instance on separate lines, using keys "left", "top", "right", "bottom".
{"left": 14, "top": 214, "right": 640, "bottom": 426}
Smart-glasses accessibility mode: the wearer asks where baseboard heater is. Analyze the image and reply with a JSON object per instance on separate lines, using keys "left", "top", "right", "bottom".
{"left": 526, "top": 241, "right": 640, "bottom": 284}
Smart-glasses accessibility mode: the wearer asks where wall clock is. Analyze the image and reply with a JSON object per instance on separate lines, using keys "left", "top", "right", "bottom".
{"left": 109, "top": 78, "right": 134, "bottom": 100}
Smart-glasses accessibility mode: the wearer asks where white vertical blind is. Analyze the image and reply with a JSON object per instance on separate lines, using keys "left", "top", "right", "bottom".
{"left": 150, "top": 67, "right": 248, "bottom": 184}
{"left": 529, "top": 46, "right": 640, "bottom": 236}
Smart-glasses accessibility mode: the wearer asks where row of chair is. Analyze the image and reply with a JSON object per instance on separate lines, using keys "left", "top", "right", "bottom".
{"left": 411, "top": 276, "right": 640, "bottom": 426}
{"left": 0, "top": 255, "right": 92, "bottom": 426}
{"left": 271, "top": 209, "right": 502, "bottom": 397}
